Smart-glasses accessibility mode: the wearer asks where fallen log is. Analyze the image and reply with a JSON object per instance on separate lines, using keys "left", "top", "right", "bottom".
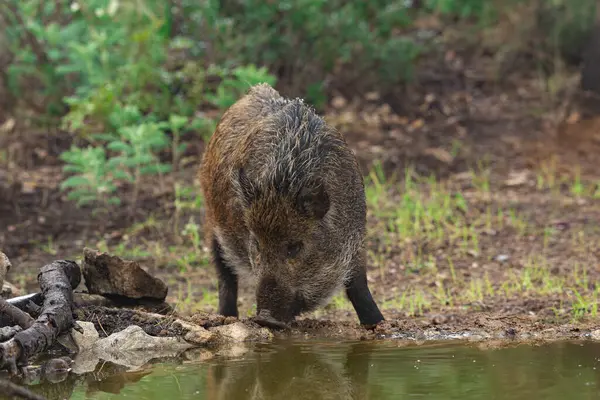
{"left": 0, "top": 260, "right": 80, "bottom": 375}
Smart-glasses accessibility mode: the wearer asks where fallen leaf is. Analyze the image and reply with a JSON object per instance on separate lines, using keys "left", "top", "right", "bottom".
{"left": 566, "top": 111, "right": 581, "bottom": 124}
{"left": 331, "top": 96, "right": 346, "bottom": 109}
{"left": 0, "top": 118, "right": 15, "bottom": 133}
{"left": 409, "top": 119, "right": 424, "bottom": 130}
{"left": 504, "top": 170, "right": 529, "bottom": 187}
{"left": 365, "top": 92, "right": 380, "bottom": 101}
{"left": 423, "top": 147, "right": 454, "bottom": 164}
{"left": 22, "top": 181, "right": 37, "bottom": 194}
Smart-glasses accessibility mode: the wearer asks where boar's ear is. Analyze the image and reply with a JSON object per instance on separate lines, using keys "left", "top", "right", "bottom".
{"left": 296, "top": 182, "right": 330, "bottom": 220}
{"left": 236, "top": 167, "right": 259, "bottom": 206}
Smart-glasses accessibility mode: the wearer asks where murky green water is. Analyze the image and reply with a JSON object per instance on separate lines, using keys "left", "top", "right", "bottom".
{"left": 33, "top": 340, "right": 600, "bottom": 399}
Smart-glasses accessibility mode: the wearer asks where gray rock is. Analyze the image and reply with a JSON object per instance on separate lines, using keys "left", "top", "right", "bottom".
{"left": 94, "top": 325, "right": 194, "bottom": 369}
{"left": 96, "top": 325, "right": 193, "bottom": 352}
{"left": 495, "top": 254, "right": 510, "bottom": 263}
{"left": 72, "top": 325, "right": 199, "bottom": 373}
{"left": 70, "top": 321, "right": 99, "bottom": 352}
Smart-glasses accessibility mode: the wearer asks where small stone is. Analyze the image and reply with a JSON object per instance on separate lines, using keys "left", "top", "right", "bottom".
{"left": 183, "top": 327, "right": 215, "bottom": 345}
{"left": 365, "top": 91, "right": 380, "bottom": 101}
{"left": 210, "top": 322, "right": 273, "bottom": 343}
{"left": 331, "top": 96, "right": 347, "bottom": 109}
{"left": 430, "top": 314, "right": 448, "bottom": 325}
{"left": 496, "top": 254, "right": 510, "bottom": 262}
{"left": 591, "top": 329, "right": 600, "bottom": 340}
{"left": 505, "top": 328, "right": 517, "bottom": 337}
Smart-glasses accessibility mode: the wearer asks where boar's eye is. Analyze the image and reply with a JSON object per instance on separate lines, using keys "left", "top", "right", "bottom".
{"left": 286, "top": 241, "right": 303, "bottom": 258}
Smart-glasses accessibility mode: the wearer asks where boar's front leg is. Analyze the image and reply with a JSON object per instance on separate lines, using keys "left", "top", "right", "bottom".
{"left": 345, "top": 253, "right": 384, "bottom": 327}
{"left": 211, "top": 237, "right": 239, "bottom": 317}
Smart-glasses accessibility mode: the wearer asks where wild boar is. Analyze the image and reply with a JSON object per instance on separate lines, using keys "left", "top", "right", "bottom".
{"left": 198, "top": 83, "right": 384, "bottom": 328}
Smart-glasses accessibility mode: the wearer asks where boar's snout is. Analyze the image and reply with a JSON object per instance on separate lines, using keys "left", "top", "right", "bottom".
{"left": 255, "top": 275, "right": 305, "bottom": 329}
{"left": 254, "top": 309, "right": 290, "bottom": 330}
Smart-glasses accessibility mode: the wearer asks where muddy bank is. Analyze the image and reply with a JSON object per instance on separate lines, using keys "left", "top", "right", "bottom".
{"left": 38, "top": 305, "right": 598, "bottom": 379}
{"left": 286, "top": 314, "right": 600, "bottom": 344}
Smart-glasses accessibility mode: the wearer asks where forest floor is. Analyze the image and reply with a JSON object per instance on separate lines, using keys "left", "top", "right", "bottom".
{"left": 1, "top": 28, "right": 600, "bottom": 340}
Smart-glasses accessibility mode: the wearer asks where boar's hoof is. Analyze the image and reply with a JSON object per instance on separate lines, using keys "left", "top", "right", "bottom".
{"left": 253, "top": 309, "right": 290, "bottom": 330}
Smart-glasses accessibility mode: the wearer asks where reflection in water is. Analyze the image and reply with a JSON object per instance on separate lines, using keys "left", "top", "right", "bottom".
{"left": 48, "top": 339, "right": 600, "bottom": 399}
{"left": 85, "top": 367, "right": 153, "bottom": 396}
{"left": 205, "top": 341, "right": 377, "bottom": 400}
{"left": 203, "top": 340, "right": 600, "bottom": 400}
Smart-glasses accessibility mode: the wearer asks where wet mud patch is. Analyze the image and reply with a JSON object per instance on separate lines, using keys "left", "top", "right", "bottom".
{"left": 283, "top": 313, "right": 600, "bottom": 345}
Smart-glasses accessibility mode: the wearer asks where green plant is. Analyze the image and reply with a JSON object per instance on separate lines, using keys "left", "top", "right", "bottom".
{"left": 181, "top": 218, "right": 202, "bottom": 252}
{"left": 167, "top": 114, "right": 189, "bottom": 172}
{"left": 60, "top": 105, "right": 173, "bottom": 208}
{"left": 1, "top": 0, "right": 278, "bottom": 209}
{"left": 59, "top": 145, "right": 121, "bottom": 207}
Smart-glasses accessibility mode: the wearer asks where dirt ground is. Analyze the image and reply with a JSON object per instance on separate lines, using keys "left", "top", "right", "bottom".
{"left": 1, "top": 36, "right": 600, "bottom": 339}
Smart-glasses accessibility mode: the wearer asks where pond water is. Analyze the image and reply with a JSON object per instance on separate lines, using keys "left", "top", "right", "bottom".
{"left": 35, "top": 339, "right": 600, "bottom": 399}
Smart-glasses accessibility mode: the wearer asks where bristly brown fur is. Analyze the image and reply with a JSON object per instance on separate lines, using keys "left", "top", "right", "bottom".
{"left": 198, "top": 83, "right": 384, "bottom": 326}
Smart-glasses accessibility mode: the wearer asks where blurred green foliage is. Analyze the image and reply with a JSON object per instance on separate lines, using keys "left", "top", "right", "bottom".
{"left": 1, "top": 0, "right": 276, "bottom": 207}
{"left": 0, "top": 0, "right": 597, "bottom": 208}
{"left": 210, "top": 0, "right": 421, "bottom": 104}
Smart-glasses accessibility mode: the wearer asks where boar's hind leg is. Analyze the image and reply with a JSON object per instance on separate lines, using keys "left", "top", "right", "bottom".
{"left": 212, "top": 237, "right": 239, "bottom": 317}
{"left": 345, "top": 258, "right": 384, "bottom": 326}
